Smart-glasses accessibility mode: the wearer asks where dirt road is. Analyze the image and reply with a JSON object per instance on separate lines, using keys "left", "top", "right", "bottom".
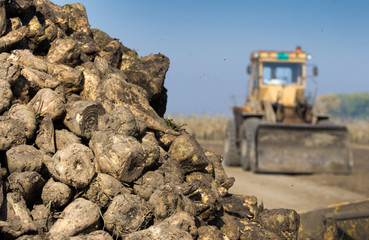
{"left": 202, "top": 142, "right": 369, "bottom": 212}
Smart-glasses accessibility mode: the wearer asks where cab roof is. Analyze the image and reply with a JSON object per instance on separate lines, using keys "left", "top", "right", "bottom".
{"left": 250, "top": 47, "right": 310, "bottom": 62}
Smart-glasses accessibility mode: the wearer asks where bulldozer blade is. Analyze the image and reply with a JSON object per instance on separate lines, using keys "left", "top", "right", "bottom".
{"left": 298, "top": 199, "right": 369, "bottom": 240}
{"left": 255, "top": 123, "right": 352, "bottom": 173}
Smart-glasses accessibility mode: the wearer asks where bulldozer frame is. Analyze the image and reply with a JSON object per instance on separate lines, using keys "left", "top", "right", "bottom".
{"left": 223, "top": 47, "right": 352, "bottom": 173}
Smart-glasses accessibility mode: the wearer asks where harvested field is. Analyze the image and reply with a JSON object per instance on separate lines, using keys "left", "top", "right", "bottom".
{"left": 175, "top": 114, "right": 369, "bottom": 147}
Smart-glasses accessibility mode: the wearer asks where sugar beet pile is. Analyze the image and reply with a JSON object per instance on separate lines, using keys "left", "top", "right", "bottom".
{"left": 0, "top": 0, "right": 300, "bottom": 239}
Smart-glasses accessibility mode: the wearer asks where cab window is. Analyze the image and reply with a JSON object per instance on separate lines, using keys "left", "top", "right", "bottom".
{"left": 262, "top": 62, "right": 302, "bottom": 85}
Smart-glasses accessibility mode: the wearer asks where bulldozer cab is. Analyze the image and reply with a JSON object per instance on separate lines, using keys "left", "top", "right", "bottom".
{"left": 247, "top": 48, "right": 313, "bottom": 123}
{"left": 246, "top": 47, "right": 313, "bottom": 123}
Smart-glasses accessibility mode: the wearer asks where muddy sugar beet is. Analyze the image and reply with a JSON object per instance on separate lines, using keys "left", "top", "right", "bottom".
{"left": 0, "top": 0, "right": 299, "bottom": 239}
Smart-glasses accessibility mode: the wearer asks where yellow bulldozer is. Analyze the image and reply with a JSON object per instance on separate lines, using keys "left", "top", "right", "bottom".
{"left": 224, "top": 47, "right": 352, "bottom": 173}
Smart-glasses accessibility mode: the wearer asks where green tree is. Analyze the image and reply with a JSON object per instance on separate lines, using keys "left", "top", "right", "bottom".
{"left": 318, "top": 92, "right": 369, "bottom": 118}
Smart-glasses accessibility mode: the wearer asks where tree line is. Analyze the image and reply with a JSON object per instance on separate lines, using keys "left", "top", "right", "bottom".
{"left": 317, "top": 92, "right": 369, "bottom": 119}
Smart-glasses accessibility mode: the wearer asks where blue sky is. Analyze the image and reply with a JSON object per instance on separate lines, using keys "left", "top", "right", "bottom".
{"left": 52, "top": 0, "right": 369, "bottom": 115}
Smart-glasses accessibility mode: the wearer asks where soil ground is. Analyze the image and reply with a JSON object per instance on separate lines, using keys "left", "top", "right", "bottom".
{"left": 202, "top": 142, "right": 369, "bottom": 212}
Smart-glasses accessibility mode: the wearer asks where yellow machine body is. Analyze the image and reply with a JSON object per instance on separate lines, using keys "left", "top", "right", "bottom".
{"left": 228, "top": 47, "right": 352, "bottom": 173}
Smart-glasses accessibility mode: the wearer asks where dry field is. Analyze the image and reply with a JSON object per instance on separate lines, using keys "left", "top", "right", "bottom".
{"left": 343, "top": 119, "right": 369, "bottom": 147}
{"left": 173, "top": 114, "right": 228, "bottom": 143}
{"left": 173, "top": 114, "right": 369, "bottom": 147}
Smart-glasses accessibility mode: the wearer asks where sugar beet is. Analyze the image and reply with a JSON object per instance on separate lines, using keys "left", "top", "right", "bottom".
{"left": 6, "top": 144, "right": 43, "bottom": 173}
{"left": 44, "top": 143, "right": 95, "bottom": 189}
{"left": 0, "top": 0, "right": 301, "bottom": 238}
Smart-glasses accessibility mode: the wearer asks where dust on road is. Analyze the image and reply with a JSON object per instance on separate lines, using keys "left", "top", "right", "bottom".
{"left": 202, "top": 142, "right": 369, "bottom": 212}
